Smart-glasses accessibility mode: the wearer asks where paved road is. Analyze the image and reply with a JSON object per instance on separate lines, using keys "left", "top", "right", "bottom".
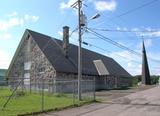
{"left": 40, "top": 86, "right": 160, "bottom": 116}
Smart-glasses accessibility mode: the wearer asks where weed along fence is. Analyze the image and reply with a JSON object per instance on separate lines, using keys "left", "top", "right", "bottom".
{"left": 0, "top": 77, "right": 95, "bottom": 116}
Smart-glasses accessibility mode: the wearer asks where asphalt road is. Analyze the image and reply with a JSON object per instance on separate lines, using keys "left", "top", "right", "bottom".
{"left": 39, "top": 86, "right": 160, "bottom": 116}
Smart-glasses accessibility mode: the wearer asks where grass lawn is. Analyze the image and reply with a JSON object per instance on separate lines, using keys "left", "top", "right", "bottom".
{"left": 0, "top": 87, "right": 90, "bottom": 116}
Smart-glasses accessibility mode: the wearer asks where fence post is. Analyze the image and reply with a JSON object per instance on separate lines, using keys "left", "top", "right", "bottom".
{"left": 21, "top": 77, "right": 23, "bottom": 91}
{"left": 30, "top": 77, "right": 31, "bottom": 93}
{"left": 73, "top": 80, "right": 76, "bottom": 105}
{"left": 41, "top": 77, "right": 44, "bottom": 111}
{"left": 93, "top": 77, "right": 96, "bottom": 101}
{"left": 52, "top": 77, "right": 54, "bottom": 93}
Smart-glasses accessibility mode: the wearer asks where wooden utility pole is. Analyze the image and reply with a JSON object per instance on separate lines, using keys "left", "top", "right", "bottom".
{"left": 78, "top": 0, "right": 82, "bottom": 100}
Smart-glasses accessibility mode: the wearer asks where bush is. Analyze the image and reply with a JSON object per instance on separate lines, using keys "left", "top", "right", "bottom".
{"left": 132, "top": 75, "right": 160, "bottom": 85}
{"left": 132, "top": 77, "right": 139, "bottom": 86}
{"left": 151, "top": 75, "right": 159, "bottom": 84}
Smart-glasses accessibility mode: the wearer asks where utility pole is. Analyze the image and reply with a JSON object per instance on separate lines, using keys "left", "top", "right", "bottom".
{"left": 78, "top": 0, "right": 82, "bottom": 101}
{"left": 71, "top": 0, "right": 98, "bottom": 101}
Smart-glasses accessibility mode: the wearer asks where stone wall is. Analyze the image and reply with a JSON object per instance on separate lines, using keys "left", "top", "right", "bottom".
{"left": 8, "top": 35, "right": 56, "bottom": 91}
{"left": 95, "top": 76, "right": 116, "bottom": 90}
{"left": 116, "top": 76, "right": 132, "bottom": 87}
{"left": 95, "top": 76, "right": 132, "bottom": 90}
{"left": 54, "top": 72, "right": 132, "bottom": 92}
{"left": 30, "top": 38, "right": 56, "bottom": 92}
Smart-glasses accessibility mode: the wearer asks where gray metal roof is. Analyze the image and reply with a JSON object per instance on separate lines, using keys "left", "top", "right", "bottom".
{"left": 27, "top": 29, "right": 132, "bottom": 77}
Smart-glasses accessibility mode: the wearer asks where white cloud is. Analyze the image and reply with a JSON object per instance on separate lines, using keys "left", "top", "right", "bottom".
{"left": 109, "top": 27, "right": 160, "bottom": 38}
{"left": 126, "top": 62, "right": 141, "bottom": 75}
{"left": 127, "top": 63, "right": 141, "bottom": 75}
{"left": 57, "top": 30, "right": 78, "bottom": 44}
{"left": 127, "top": 62, "right": 133, "bottom": 68}
{"left": 110, "top": 51, "right": 134, "bottom": 61}
{"left": 70, "top": 30, "right": 78, "bottom": 43}
{"left": 135, "top": 27, "right": 160, "bottom": 37}
{"left": 7, "top": 11, "right": 18, "bottom": 17}
{"left": 116, "top": 26, "right": 120, "bottom": 30}
{"left": 59, "top": 0, "right": 117, "bottom": 12}
{"left": 58, "top": 31, "right": 63, "bottom": 36}
{"left": 109, "top": 50, "right": 142, "bottom": 75}
{"left": 87, "top": 0, "right": 95, "bottom": 2}
{"left": 145, "top": 39, "right": 152, "bottom": 48}
{"left": 8, "top": 18, "right": 24, "bottom": 27}
{"left": 103, "top": 49, "right": 160, "bottom": 75}
{"left": 0, "top": 33, "right": 12, "bottom": 40}
{"left": 32, "top": 16, "right": 39, "bottom": 22}
{"left": 131, "top": 28, "right": 139, "bottom": 31}
{"left": 0, "top": 18, "right": 24, "bottom": 31}
{"left": 60, "top": 0, "right": 77, "bottom": 10}
{"left": 143, "top": 31, "right": 160, "bottom": 37}
{"left": 94, "top": 0, "right": 117, "bottom": 12}
{"left": 122, "top": 27, "right": 127, "bottom": 31}
{"left": 0, "top": 50, "right": 11, "bottom": 69}
{"left": 24, "top": 14, "right": 39, "bottom": 22}
{"left": 137, "top": 39, "right": 153, "bottom": 50}
{"left": 115, "top": 27, "right": 129, "bottom": 31}
{"left": 147, "top": 52, "right": 160, "bottom": 62}
{"left": 0, "top": 13, "right": 39, "bottom": 32}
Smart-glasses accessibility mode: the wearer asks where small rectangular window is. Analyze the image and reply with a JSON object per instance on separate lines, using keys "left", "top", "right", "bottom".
{"left": 24, "top": 61, "right": 31, "bottom": 70}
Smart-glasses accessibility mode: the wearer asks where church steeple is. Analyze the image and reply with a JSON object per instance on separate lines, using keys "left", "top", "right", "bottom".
{"left": 142, "top": 40, "right": 151, "bottom": 85}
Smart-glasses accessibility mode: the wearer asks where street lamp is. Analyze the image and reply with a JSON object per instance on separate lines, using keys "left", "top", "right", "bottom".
{"left": 90, "top": 13, "right": 101, "bottom": 20}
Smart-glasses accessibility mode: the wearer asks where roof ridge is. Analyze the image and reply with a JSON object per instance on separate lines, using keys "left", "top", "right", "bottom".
{"left": 27, "top": 29, "right": 113, "bottom": 60}
{"left": 27, "top": 29, "right": 57, "bottom": 40}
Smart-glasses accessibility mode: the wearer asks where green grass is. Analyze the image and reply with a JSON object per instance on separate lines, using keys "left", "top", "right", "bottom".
{"left": 0, "top": 88, "right": 91, "bottom": 116}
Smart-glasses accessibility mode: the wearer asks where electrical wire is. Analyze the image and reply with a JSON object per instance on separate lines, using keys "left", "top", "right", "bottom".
{"left": 86, "top": 28, "right": 160, "bottom": 63}
{"left": 82, "top": 40, "right": 159, "bottom": 72}
{"left": 87, "top": 28, "right": 142, "bottom": 56}
{"left": 88, "top": 27, "right": 160, "bottom": 33}
{"left": 111, "top": 0, "right": 159, "bottom": 19}
{"left": 82, "top": 41, "right": 141, "bottom": 64}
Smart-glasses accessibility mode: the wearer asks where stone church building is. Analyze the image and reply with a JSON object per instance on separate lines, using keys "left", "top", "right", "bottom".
{"left": 7, "top": 26, "right": 132, "bottom": 92}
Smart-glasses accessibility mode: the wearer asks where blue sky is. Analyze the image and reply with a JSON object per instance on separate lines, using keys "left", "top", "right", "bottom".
{"left": 0, "top": 0, "right": 160, "bottom": 75}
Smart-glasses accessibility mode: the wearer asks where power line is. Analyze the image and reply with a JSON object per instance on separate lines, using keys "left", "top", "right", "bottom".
{"left": 82, "top": 40, "right": 159, "bottom": 71}
{"left": 87, "top": 28, "right": 142, "bottom": 56}
{"left": 88, "top": 28, "right": 160, "bottom": 33}
{"left": 84, "top": 0, "right": 159, "bottom": 41}
{"left": 86, "top": 28, "right": 160, "bottom": 64}
{"left": 111, "top": 0, "right": 159, "bottom": 19}
{"left": 82, "top": 41, "right": 141, "bottom": 64}
{"left": 69, "top": 28, "right": 78, "bottom": 38}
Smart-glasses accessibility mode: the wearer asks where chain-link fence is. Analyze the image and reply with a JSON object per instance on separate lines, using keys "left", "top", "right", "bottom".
{"left": 0, "top": 77, "right": 95, "bottom": 115}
